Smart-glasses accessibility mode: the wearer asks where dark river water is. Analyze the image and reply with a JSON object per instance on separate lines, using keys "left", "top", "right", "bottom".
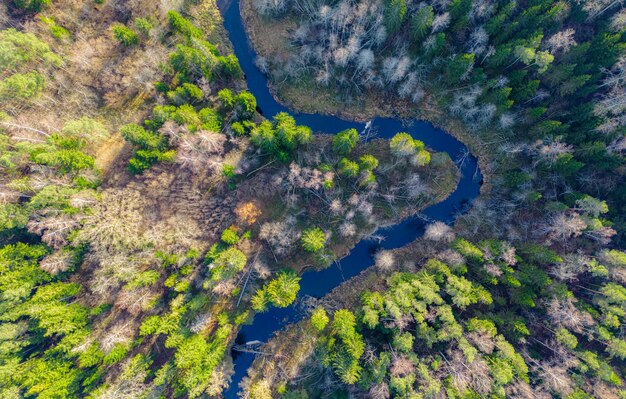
{"left": 219, "top": 0, "right": 483, "bottom": 395}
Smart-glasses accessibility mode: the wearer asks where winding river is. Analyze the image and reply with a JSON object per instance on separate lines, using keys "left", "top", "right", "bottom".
{"left": 220, "top": 0, "right": 483, "bottom": 396}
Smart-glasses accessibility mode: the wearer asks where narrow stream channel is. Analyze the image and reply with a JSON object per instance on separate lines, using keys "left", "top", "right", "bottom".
{"left": 220, "top": 0, "right": 483, "bottom": 395}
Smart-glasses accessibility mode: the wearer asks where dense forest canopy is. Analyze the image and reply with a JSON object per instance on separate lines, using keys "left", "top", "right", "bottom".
{"left": 239, "top": 0, "right": 626, "bottom": 397}
{"left": 249, "top": 0, "right": 626, "bottom": 242}
{"left": 0, "top": 0, "right": 624, "bottom": 398}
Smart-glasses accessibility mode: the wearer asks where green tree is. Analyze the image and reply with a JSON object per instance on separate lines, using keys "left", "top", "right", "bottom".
{"left": 112, "top": 24, "right": 139, "bottom": 47}
{"left": 514, "top": 45, "right": 536, "bottom": 65}
{"left": 235, "top": 91, "right": 257, "bottom": 120}
{"left": 415, "top": 150, "right": 430, "bottom": 166}
{"left": 33, "top": 148, "right": 95, "bottom": 173}
{"left": 12, "top": 0, "right": 51, "bottom": 12}
{"left": 216, "top": 54, "right": 243, "bottom": 79}
{"left": 254, "top": 271, "right": 302, "bottom": 310}
{"left": 199, "top": 108, "right": 223, "bottom": 131}
{"left": 121, "top": 123, "right": 173, "bottom": 174}
{"left": 332, "top": 128, "right": 359, "bottom": 155}
{"left": 534, "top": 50, "right": 554, "bottom": 74}
{"left": 251, "top": 288, "right": 270, "bottom": 312}
{"left": 556, "top": 328, "right": 578, "bottom": 349}
{"left": 599, "top": 249, "right": 626, "bottom": 269}
{"left": 209, "top": 247, "right": 247, "bottom": 281}
{"left": 17, "top": 358, "right": 80, "bottom": 399}
{"left": 221, "top": 227, "right": 240, "bottom": 245}
{"left": 383, "top": 0, "right": 407, "bottom": 34}
{"left": 174, "top": 327, "right": 231, "bottom": 397}
{"left": 23, "top": 282, "right": 88, "bottom": 338}
{"left": 217, "top": 88, "right": 236, "bottom": 110}
{"left": 167, "top": 83, "right": 203, "bottom": 105}
{"left": 61, "top": 117, "right": 109, "bottom": 144}
{"left": 392, "top": 332, "right": 414, "bottom": 352}
{"left": 128, "top": 149, "right": 175, "bottom": 174}
{"left": 328, "top": 309, "right": 365, "bottom": 384}
{"left": 359, "top": 154, "right": 379, "bottom": 170}
{"left": 168, "top": 10, "right": 203, "bottom": 39}
{"left": 359, "top": 170, "right": 376, "bottom": 187}
{"left": 390, "top": 132, "right": 423, "bottom": 157}
{"left": 301, "top": 227, "right": 326, "bottom": 252}
{"left": 0, "top": 203, "right": 29, "bottom": 232}
{"left": 122, "top": 124, "right": 164, "bottom": 149}
{"left": 446, "top": 53, "right": 475, "bottom": 83}
{"left": 134, "top": 17, "right": 153, "bottom": 36}
{"left": 274, "top": 112, "right": 311, "bottom": 151}
{"left": 451, "top": 238, "right": 484, "bottom": 264}
{"left": 445, "top": 275, "right": 492, "bottom": 309}
{"left": 311, "top": 307, "right": 329, "bottom": 331}
{"left": 250, "top": 113, "right": 311, "bottom": 159}
{"left": 0, "top": 29, "right": 62, "bottom": 71}
{"left": 250, "top": 120, "right": 276, "bottom": 153}
{"left": 338, "top": 158, "right": 360, "bottom": 178}
{"left": 170, "top": 41, "right": 218, "bottom": 80}
{"left": 410, "top": 6, "right": 434, "bottom": 42}
{"left": 0, "top": 72, "right": 45, "bottom": 103}
{"left": 0, "top": 243, "right": 49, "bottom": 308}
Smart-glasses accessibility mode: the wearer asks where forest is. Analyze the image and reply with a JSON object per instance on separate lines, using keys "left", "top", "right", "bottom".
{"left": 0, "top": 0, "right": 625, "bottom": 398}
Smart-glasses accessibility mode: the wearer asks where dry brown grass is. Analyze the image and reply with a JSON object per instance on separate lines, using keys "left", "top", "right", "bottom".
{"left": 240, "top": 0, "right": 297, "bottom": 59}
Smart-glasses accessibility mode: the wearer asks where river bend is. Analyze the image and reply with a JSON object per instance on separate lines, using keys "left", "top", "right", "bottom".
{"left": 219, "top": 1, "right": 483, "bottom": 395}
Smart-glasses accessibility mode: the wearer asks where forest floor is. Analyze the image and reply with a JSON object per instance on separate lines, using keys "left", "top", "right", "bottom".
{"left": 239, "top": 0, "right": 417, "bottom": 120}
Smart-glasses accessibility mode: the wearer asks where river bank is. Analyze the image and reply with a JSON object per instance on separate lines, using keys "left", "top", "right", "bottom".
{"left": 220, "top": 0, "right": 483, "bottom": 395}
{"left": 238, "top": 0, "right": 495, "bottom": 192}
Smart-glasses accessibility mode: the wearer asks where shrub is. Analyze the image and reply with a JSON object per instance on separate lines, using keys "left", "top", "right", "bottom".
{"left": 167, "top": 11, "right": 202, "bottom": 39}
{"left": 112, "top": 24, "right": 139, "bottom": 47}
{"left": 134, "top": 17, "right": 153, "bottom": 36}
